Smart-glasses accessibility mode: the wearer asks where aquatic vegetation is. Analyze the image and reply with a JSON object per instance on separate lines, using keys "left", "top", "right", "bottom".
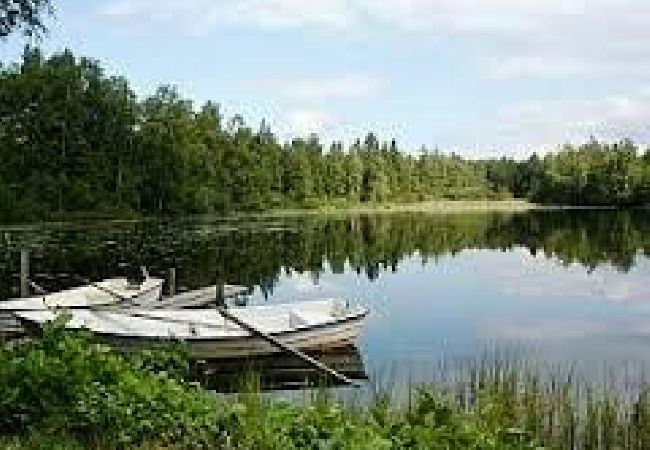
{"left": 3, "top": 322, "right": 650, "bottom": 449}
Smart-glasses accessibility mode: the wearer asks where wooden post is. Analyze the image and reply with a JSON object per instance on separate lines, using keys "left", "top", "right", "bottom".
{"left": 168, "top": 268, "right": 177, "bottom": 296}
{"left": 215, "top": 281, "right": 225, "bottom": 307}
{"left": 20, "top": 249, "right": 30, "bottom": 298}
{"left": 215, "top": 246, "right": 225, "bottom": 307}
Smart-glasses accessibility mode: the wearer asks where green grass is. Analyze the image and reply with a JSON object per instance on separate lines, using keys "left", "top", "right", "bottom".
{"left": 0, "top": 199, "right": 536, "bottom": 227}
{"left": 264, "top": 199, "right": 537, "bottom": 217}
{"left": 3, "top": 322, "right": 650, "bottom": 449}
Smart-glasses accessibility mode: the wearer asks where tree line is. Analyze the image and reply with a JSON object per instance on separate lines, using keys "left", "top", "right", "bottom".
{"left": 0, "top": 0, "right": 51, "bottom": 38}
{"left": 483, "top": 140, "right": 650, "bottom": 206}
{"left": 1, "top": 49, "right": 649, "bottom": 220}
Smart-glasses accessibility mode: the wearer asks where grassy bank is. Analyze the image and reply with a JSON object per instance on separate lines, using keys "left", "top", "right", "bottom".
{"left": 0, "top": 200, "right": 538, "bottom": 227}
{"left": 264, "top": 199, "right": 538, "bottom": 217}
{"left": 7, "top": 200, "right": 645, "bottom": 228}
{"left": 3, "top": 323, "right": 650, "bottom": 449}
{"left": 264, "top": 200, "right": 643, "bottom": 217}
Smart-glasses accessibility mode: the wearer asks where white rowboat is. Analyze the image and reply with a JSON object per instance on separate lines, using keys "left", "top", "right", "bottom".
{"left": 0, "top": 277, "right": 164, "bottom": 311}
{"left": 15, "top": 299, "right": 368, "bottom": 358}
{"left": 0, "top": 277, "right": 164, "bottom": 335}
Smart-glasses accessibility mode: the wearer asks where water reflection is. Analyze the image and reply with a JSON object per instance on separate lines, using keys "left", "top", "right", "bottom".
{"left": 0, "top": 210, "right": 648, "bottom": 299}
{"left": 193, "top": 346, "right": 367, "bottom": 392}
{"left": 1, "top": 209, "right": 649, "bottom": 385}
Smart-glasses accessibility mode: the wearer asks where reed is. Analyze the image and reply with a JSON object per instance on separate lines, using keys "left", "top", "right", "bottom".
{"left": 384, "top": 354, "right": 650, "bottom": 450}
{"left": 4, "top": 326, "right": 650, "bottom": 449}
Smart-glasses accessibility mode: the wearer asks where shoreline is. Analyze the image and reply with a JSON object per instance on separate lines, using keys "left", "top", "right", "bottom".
{"left": 264, "top": 199, "right": 537, "bottom": 216}
{"left": 258, "top": 200, "right": 643, "bottom": 217}
{"left": 1, "top": 200, "right": 646, "bottom": 228}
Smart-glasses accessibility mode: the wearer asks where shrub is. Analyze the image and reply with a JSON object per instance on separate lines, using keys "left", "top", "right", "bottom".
{"left": 0, "top": 317, "right": 228, "bottom": 448}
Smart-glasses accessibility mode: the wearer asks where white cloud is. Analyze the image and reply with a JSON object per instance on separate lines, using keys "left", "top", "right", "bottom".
{"left": 485, "top": 55, "right": 650, "bottom": 80}
{"left": 481, "top": 250, "right": 650, "bottom": 303}
{"left": 104, "top": 0, "right": 579, "bottom": 34}
{"left": 100, "top": 0, "right": 650, "bottom": 151}
{"left": 376, "top": 0, "right": 650, "bottom": 81}
{"left": 101, "top": 0, "right": 356, "bottom": 33}
{"left": 481, "top": 318, "right": 607, "bottom": 341}
{"left": 494, "top": 86, "right": 650, "bottom": 148}
{"left": 284, "top": 108, "right": 333, "bottom": 136}
{"left": 102, "top": 0, "right": 650, "bottom": 80}
{"left": 223, "top": 0, "right": 355, "bottom": 29}
{"left": 257, "top": 74, "right": 385, "bottom": 140}
{"left": 278, "top": 74, "right": 384, "bottom": 103}
{"left": 101, "top": 0, "right": 223, "bottom": 34}
{"left": 484, "top": 56, "right": 597, "bottom": 80}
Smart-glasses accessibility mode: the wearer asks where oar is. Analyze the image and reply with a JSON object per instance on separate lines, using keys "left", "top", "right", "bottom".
{"left": 216, "top": 306, "right": 360, "bottom": 387}
{"left": 85, "top": 305, "right": 360, "bottom": 387}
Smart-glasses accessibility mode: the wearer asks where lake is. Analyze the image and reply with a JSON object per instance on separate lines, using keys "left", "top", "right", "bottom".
{"left": 1, "top": 209, "right": 649, "bottom": 387}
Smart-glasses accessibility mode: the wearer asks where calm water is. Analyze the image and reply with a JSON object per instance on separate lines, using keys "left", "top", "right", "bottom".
{"left": 1, "top": 209, "right": 649, "bottom": 385}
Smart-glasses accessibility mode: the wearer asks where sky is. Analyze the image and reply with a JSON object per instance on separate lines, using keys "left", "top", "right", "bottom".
{"left": 2, "top": 0, "right": 650, "bottom": 157}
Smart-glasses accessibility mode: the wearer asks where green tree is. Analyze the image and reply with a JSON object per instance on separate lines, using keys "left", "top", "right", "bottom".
{"left": 283, "top": 138, "right": 314, "bottom": 205}
{"left": 1, "top": 0, "right": 52, "bottom": 38}
{"left": 1, "top": 47, "right": 648, "bottom": 222}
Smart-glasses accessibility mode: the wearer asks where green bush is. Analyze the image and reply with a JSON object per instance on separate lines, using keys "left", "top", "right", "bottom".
{"left": 0, "top": 321, "right": 543, "bottom": 449}
{"left": 21, "top": 318, "right": 650, "bottom": 449}
{"left": 5, "top": 322, "right": 650, "bottom": 449}
{"left": 0, "top": 433, "right": 86, "bottom": 450}
{"left": 0, "top": 317, "right": 228, "bottom": 448}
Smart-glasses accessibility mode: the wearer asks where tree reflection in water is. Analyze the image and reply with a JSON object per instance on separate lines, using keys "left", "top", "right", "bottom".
{"left": 0, "top": 210, "right": 647, "bottom": 299}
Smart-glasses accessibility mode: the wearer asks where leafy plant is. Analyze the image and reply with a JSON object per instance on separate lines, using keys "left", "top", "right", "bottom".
{"left": 0, "top": 317, "right": 228, "bottom": 448}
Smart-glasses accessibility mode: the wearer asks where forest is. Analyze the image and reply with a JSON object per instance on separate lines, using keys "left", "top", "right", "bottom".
{"left": 1, "top": 48, "right": 649, "bottom": 221}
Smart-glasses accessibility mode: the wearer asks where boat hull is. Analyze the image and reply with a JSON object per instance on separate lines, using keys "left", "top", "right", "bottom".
{"left": 0, "top": 278, "right": 163, "bottom": 335}
{"left": 106, "top": 313, "right": 366, "bottom": 359}
{"left": 14, "top": 299, "right": 369, "bottom": 358}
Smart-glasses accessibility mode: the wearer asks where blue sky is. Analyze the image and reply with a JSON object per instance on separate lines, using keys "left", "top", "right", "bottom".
{"left": 2, "top": 0, "right": 650, "bottom": 157}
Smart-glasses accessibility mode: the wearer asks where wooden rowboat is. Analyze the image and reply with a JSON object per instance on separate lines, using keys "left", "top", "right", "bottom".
{"left": 0, "top": 277, "right": 164, "bottom": 335}
{"left": 0, "top": 277, "right": 164, "bottom": 311}
{"left": 15, "top": 299, "right": 368, "bottom": 359}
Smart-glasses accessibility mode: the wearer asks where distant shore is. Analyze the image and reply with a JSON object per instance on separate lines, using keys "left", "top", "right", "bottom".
{"left": 2, "top": 200, "right": 644, "bottom": 228}
{"left": 261, "top": 200, "right": 647, "bottom": 217}
{"left": 265, "top": 199, "right": 538, "bottom": 216}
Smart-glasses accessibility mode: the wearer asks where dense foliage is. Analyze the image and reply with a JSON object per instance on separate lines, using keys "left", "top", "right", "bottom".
{"left": 0, "top": 48, "right": 494, "bottom": 221}
{"left": 0, "top": 0, "right": 51, "bottom": 38}
{"left": 4, "top": 322, "right": 650, "bottom": 449}
{"left": 483, "top": 140, "right": 650, "bottom": 206}
{"left": 0, "top": 317, "right": 226, "bottom": 447}
{"left": 0, "top": 320, "right": 539, "bottom": 449}
{"left": 2, "top": 49, "right": 647, "bottom": 221}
